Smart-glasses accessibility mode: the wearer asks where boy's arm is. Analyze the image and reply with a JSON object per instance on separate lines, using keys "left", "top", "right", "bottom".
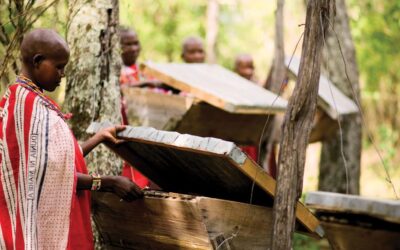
{"left": 80, "top": 125, "right": 126, "bottom": 156}
{"left": 77, "top": 173, "right": 143, "bottom": 201}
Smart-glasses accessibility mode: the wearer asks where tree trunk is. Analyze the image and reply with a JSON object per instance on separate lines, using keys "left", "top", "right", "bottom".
{"left": 265, "top": 0, "right": 286, "bottom": 93}
{"left": 260, "top": 0, "right": 285, "bottom": 173}
{"left": 206, "top": 0, "right": 219, "bottom": 63}
{"left": 318, "top": 0, "right": 361, "bottom": 195}
{"left": 64, "top": 0, "right": 121, "bottom": 248}
{"left": 270, "top": 1, "right": 334, "bottom": 249}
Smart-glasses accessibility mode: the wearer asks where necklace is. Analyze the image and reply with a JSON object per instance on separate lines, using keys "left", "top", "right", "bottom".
{"left": 16, "top": 75, "right": 72, "bottom": 120}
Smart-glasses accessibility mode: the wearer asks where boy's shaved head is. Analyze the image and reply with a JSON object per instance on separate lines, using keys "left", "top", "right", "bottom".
{"left": 119, "top": 26, "right": 141, "bottom": 66}
{"left": 181, "top": 36, "right": 203, "bottom": 52}
{"left": 20, "top": 28, "right": 70, "bottom": 92}
{"left": 20, "top": 28, "right": 69, "bottom": 65}
{"left": 234, "top": 54, "right": 253, "bottom": 67}
{"left": 181, "top": 36, "right": 205, "bottom": 63}
{"left": 234, "top": 53, "right": 255, "bottom": 81}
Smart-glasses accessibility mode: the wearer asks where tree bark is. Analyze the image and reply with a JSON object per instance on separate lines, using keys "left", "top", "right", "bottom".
{"left": 270, "top": 1, "right": 334, "bottom": 249}
{"left": 260, "top": 0, "right": 285, "bottom": 173}
{"left": 265, "top": 0, "right": 286, "bottom": 93}
{"left": 318, "top": 0, "right": 361, "bottom": 195}
{"left": 64, "top": 0, "right": 121, "bottom": 248}
{"left": 206, "top": 0, "right": 219, "bottom": 63}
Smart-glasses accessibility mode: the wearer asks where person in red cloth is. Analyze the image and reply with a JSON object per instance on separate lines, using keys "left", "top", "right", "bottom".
{"left": 231, "top": 54, "right": 260, "bottom": 162}
{"left": 119, "top": 27, "right": 152, "bottom": 188}
{"left": 0, "top": 28, "right": 143, "bottom": 250}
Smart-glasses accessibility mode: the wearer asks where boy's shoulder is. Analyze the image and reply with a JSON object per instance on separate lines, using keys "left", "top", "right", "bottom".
{"left": 3, "top": 83, "right": 49, "bottom": 113}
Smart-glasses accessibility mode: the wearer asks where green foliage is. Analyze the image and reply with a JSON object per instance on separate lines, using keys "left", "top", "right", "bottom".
{"left": 372, "top": 125, "right": 400, "bottom": 178}
{"left": 350, "top": 1, "right": 400, "bottom": 92}
{"left": 120, "top": 0, "right": 206, "bottom": 62}
{"left": 119, "top": 0, "right": 287, "bottom": 80}
{"left": 293, "top": 233, "right": 323, "bottom": 250}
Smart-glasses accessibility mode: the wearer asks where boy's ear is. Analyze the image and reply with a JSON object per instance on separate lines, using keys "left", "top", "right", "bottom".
{"left": 32, "top": 54, "right": 45, "bottom": 67}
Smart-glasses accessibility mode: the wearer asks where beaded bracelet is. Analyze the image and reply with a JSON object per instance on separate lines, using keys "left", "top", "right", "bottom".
{"left": 91, "top": 173, "right": 102, "bottom": 191}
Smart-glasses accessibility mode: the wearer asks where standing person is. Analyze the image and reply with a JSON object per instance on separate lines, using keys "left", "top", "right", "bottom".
{"left": 119, "top": 27, "right": 145, "bottom": 87}
{"left": 0, "top": 28, "right": 143, "bottom": 250}
{"left": 181, "top": 36, "right": 206, "bottom": 63}
{"left": 119, "top": 27, "right": 151, "bottom": 188}
{"left": 232, "top": 53, "right": 260, "bottom": 162}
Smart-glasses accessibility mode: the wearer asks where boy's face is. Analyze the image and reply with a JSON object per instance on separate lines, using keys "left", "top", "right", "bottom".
{"left": 182, "top": 42, "right": 205, "bottom": 63}
{"left": 236, "top": 59, "right": 255, "bottom": 81}
{"left": 32, "top": 48, "right": 69, "bottom": 92}
{"left": 120, "top": 31, "right": 140, "bottom": 66}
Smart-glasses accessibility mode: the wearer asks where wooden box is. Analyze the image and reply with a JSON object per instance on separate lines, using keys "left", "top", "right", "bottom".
{"left": 88, "top": 123, "right": 323, "bottom": 249}
{"left": 306, "top": 191, "right": 400, "bottom": 250}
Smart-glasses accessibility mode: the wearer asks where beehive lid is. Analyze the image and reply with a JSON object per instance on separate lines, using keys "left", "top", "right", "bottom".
{"left": 142, "top": 62, "right": 287, "bottom": 114}
{"left": 88, "top": 122, "right": 324, "bottom": 237}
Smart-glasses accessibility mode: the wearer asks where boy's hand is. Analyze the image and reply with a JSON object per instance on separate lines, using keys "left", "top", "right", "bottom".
{"left": 108, "top": 176, "right": 144, "bottom": 202}
{"left": 98, "top": 125, "right": 126, "bottom": 144}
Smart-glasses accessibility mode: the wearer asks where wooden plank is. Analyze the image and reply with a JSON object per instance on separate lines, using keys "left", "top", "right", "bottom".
{"left": 320, "top": 222, "right": 400, "bottom": 250}
{"left": 122, "top": 88, "right": 270, "bottom": 145}
{"left": 306, "top": 191, "right": 400, "bottom": 224}
{"left": 122, "top": 87, "right": 195, "bottom": 129}
{"left": 198, "top": 197, "right": 274, "bottom": 249}
{"left": 174, "top": 102, "right": 271, "bottom": 145}
{"left": 285, "top": 56, "right": 358, "bottom": 119}
{"left": 233, "top": 158, "right": 324, "bottom": 237}
{"left": 87, "top": 122, "right": 323, "bottom": 238}
{"left": 93, "top": 192, "right": 213, "bottom": 250}
{"left": 141, "top": 62, "right": 287, "bottom": 114}
{"left": 309, "top": 108, "right": 338, "bottom": 142}
{"left": 94, "top": 192, "right": 302, "bottom": 250}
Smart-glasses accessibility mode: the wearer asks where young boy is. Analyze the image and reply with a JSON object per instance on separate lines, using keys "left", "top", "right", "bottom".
{"left": 118, "top": 27, "right": 152, "bottom": 188}
{"left": 119, "top": 27, "right": 145, "bottom": 86}
{"left": 234, "top": 53, "right": 257, "bottom": 82}
{"left": 0, "top": 28, "right": 143, "bottom": 249}
{"left": 181, "top": 36, "right": 206, "bottom": 63}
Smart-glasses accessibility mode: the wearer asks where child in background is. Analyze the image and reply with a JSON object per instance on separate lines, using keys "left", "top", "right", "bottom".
{"left": 181, "top": 36, "right": 206, "bottom": 63}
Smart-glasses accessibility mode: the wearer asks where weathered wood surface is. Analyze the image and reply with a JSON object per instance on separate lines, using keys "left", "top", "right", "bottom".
{"left": 174, "top": 102, "right": 271, "bottom": 145}
{"left": 141, "top": 62, "right": 287, "bottom": 114}
{"left": 306, "top": 191, "right": 400, "bottom": 224}
{"left": 307, "top": 192, "right": 400, "bottom": 250}
{"left": 309, "top": 108, "right": 338, "bottom": 142}
{"left": 87, "top": 122, "right": 324, "bottom": 237}
{"left": 93, "top": 192, "right": 212, "bottom": 250}
{"left": 122, "top": 89, "right": 270, "bottom": 145}
{"left": 321, "top": 222, "right": 400, "bottom": 250}
{"left": 93, "top": 191, "right": 281, "bottom": 250}
{"left": 285, "top": 56, "right": 358, "bottom": 119}
{"left": 122, "top": 87, "right": 195, "bottom": 129}
{"left": 198, "top": 197, "right": 274, "bottom": 249}
{"left": 271, "top": 1, "right": 334, "bottom": 249}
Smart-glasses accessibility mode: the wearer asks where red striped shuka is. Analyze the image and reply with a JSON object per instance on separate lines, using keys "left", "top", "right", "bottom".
{"left": 0, "top": 76, "right": 93, "bottom": 249}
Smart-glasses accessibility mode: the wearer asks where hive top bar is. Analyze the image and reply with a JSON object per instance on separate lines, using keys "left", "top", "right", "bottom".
{"left": 306, "top": 191, "right": 400, "bottom": 224}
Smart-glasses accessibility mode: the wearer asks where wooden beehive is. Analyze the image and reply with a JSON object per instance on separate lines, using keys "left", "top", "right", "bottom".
{"left": 122, "top": 62, "right": 288, "bottom": 146}
{"left": 285, "top": 57, "right": 359, "bottom": 142}
{"left": 306, "top": 191, "right": 400, "bottom": 250}
{"left": 88, "top": 122, "right": 323, "bottom": 249}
